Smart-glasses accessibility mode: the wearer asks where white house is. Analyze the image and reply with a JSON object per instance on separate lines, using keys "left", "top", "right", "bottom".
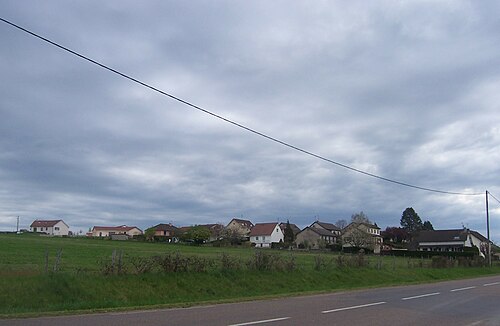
{"left": 30, "top": 219, "right": 70, "bottom": 236}
{"left": 91, "top": 225, "right": 143, "bottom": 238}
{"left": 249, "top": 222, "right": 284, "bottom": 248}
{"left": 414, "top": 229, "right": 489, "bottom": 258}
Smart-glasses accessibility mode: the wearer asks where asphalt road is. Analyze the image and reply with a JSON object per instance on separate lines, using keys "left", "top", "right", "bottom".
{"left": 2, "top": 275, "right": 500, "bottom": 326}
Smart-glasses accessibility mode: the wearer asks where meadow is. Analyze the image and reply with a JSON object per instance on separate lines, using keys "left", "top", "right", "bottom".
{"left": 1, "top": 233, "right": 499, "bottom": 317}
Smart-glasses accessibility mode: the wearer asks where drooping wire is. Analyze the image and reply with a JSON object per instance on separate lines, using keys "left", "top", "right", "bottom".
{"left": 488, "top": 191, "right": 500, "bottom": 205}
{"left": 0, "top": 17, "right": 484, "bottom": 196}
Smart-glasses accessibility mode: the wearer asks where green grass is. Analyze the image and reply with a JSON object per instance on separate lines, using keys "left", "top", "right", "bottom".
{"left": 1, "top": 233, "right": 499, "bottom": 317}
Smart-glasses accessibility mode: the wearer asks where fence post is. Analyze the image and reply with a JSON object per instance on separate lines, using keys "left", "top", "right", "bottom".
{"left": 44, "top": 249, "right": 49, "bottom": 273}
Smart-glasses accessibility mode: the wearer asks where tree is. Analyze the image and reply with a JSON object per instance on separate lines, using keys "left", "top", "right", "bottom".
{"left": 283, "top": 220, "right": 295, "bottom": 247}
{"left": 351, "top": 211, "right": 371, "bottom": 224}
{"left": 335, "top": 219, "right": 348, "bottom": 230}
{"left": 422, "top": 220, "right": 434, "bottom": 231}
{"left": 382, "top": 227, "right": 409, "bottom": 243}
{"left": 181, "top": 226, "right": 211, "bottom": 245}
{"left": 400, "top": 207, "right": 423, "bottom": 233}
{"left": 344, "top": 227, "right": 372, "bottom": 249}
{"left": 144, "top": 227, "right": 155, "bottom": 242}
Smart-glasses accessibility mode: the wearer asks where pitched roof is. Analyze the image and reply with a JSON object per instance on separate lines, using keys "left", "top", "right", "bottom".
{"left": 279, "top": 222, "right": 301, "bottom": 235}
{"left": 228, "top": 218, "right": 254, "bottom": 228}
{"left": 249, "top": 223, "right": 279, "bottom": 236}
{"left": 347, "top": 221, "right": 380, "bottom": 230}
{"left": 30, "top": 220, "right": 63, "bottom": 227}
{"left": 93, "top": 225, "right": 141, "bottom": 232}
{"left": 311, "top": 221, "right": 341, "bottom": 232}
{"left": 153, "top": 223, "right": 178, "bottom": 232}
{"left": 415, "top": 229, "right": 468, "bottom": 243}
{"left": 469, "top": 230, "right": 489, "bottom": 243}
{"left": 302, "top": 226, "right": 336, "bottom": 237}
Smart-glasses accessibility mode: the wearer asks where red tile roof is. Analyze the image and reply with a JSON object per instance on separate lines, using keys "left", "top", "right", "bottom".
{"left": 30, "top": 220, "right": 63, "bottom": 227}
{"left": 92, "top": 225, "right": 139, "bottom": 232}
{"left": 249, "top": 223, "right": 279, "bottom": 236}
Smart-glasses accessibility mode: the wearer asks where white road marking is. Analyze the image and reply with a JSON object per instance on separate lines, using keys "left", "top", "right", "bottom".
{"left": 228, "top": 317, "right": 291, "bottom": 326}
{"left": 483, "top": 282, "right": 500, "bottom": 287}
{"left": 450, "top": 286, "right": 476, "bottom": 292}
{"left": 401, "top": 292, "right": 440, "bottom": 301}
{"left": 322, "top": 301, "right": 386, "bottom": 314}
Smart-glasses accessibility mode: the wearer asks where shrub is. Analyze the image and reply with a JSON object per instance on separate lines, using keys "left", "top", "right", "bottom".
{"left": 130, "top": 256, "right": 155, "bottom": 274}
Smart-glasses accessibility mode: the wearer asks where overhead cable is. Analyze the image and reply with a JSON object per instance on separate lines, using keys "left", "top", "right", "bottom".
{"left": 0, "top": 17, "right": 484, "bottom": 196}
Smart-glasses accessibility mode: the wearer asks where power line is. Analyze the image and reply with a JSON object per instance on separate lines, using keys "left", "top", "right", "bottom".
{"left": 0, "top": 17, "right": 484, "bottom": 196}
{"left": 488, "top": 191, "right": 500, "bottom": 205}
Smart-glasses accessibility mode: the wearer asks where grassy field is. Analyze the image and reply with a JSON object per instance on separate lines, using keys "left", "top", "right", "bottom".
{"left": 1, "top": 233, "right": 499, "bottom": 317}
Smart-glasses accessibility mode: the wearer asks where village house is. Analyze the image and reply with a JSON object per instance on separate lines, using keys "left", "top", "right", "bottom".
{"left": 412, "top": 228, "right": 489, "bottom": 258}
{"left": 151, "top": 223, "right": 179, "bottom": 237}
{"left": 30, "top": 219, "right": 69, "bottom": 236}
{"left": 249, "top": 222, "right": 284, "bottom": 248}
{"left": 279, "top": 222, "right": 301, "bottom": 236}
{"left": 226, "top": 218, "right": 254, "bottom": 240}
{"left": 90, "top": 225, "right": 143, "bottom": 238}
{"left": 342, "top": 222, "right": 382, "bottom": 253}
{"left": 295, "top": 226, "right": 338, "bottom": 249}
{"left": 310, "top": 221, "right": 341, "bottom": 240}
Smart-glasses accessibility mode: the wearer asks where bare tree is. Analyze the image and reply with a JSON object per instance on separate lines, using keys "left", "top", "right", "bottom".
{"left": 335, "top": 219, "right": 348, "bottom": 230}
{"left": 351, "top": 211, "right": 371, "bottom": 224}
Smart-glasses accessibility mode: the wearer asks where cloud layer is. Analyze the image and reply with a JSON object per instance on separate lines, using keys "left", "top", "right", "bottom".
{"left": 1, "top": 1, "right": 499, "bottom": 241}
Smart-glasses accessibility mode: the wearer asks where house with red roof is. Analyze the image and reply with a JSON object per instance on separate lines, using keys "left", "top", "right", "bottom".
{"left": 30, "top": 219, "right": 69, "bottom": 236}
{"left": 90, "top": 225, "right": 142, "bottom": 238}
{"left": 249, "top": 222, "right": 284, "bottom": 248}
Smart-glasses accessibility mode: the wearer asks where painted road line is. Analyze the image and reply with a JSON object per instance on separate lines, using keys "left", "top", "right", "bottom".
{"left": 322, "top": 301, "right": 386, "bottom": 314}
{"left": 483, "top": 282, "right": 500, "bottom": 287}
{"left": 228, "top": 317, "right": 291, "bottom": 326}
{"left": 450, "top": 286, "right": 476, "bottom": 292}
{"left": 401, "top": 292, "right": 440, "bottom": 301}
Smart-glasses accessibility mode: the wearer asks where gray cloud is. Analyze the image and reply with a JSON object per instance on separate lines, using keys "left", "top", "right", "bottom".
{"left": 1, "top": 1, "right": 499, "bottom": 241}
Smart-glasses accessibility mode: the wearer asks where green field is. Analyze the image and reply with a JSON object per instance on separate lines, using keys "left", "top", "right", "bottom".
{"left": 1, "top": 233, "right": 499, "bottom": 317}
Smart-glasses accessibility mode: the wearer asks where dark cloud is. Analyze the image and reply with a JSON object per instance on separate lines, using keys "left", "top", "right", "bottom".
{"left": 1, "top": 1, "right": 499, "bottom": 242}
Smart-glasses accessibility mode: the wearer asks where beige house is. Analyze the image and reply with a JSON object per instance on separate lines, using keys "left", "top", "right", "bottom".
{"left": 226, "top": 218, "right": 254, "bottom": 239}
{"left": 295, "top": 226, "right": 337, "bottom": 249}
{"left": 342, "top": 222, "right": 382, "bottom": 253}
{"left": 30, "top": 219, "right": 70, "bottom": 236}
{"left": 91, "top": 225, "right": 142, "bottom": 238}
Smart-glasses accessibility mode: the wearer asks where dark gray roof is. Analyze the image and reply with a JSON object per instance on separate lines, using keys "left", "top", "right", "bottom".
{"left": 303, "top": 226, "right": 337, "bottom": 237}
{"left": 313, "top": 221, "right": 341, "bottom": 231}
{"left": 279, "top": 222, "right": 301, "bottom": 235}
{"left": 415, "top": 229, "right": 468, "bottom": 243}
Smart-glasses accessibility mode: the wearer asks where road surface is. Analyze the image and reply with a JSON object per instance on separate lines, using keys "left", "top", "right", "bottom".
{"left": 2, "top": 275, "right": 500, "bottom": 326}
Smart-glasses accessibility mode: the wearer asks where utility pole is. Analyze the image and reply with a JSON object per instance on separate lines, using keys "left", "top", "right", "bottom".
{"left": 16, "top": 216, "right": 19, "bottom": 233}
{"left": 486, "top": 190, "right": 491, "bottom": 267}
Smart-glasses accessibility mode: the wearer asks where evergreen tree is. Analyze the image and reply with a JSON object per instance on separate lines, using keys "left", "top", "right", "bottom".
{"left": 422, "top": 220, "right": 434, "bottom": 231}
{"left": 284, "top": 220, "right": 295, "bottom": 247}
{"left": 400, "top": 207, "right": 423, "bottom": 233}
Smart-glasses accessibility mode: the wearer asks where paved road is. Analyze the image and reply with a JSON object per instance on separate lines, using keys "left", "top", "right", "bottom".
{"left": 2, "top": 275, "right": 500, "bottom": 326}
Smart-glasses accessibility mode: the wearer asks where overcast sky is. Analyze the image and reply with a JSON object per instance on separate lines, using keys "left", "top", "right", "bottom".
{"left": 1, "top": 1, "right": 499, "bottom": 241}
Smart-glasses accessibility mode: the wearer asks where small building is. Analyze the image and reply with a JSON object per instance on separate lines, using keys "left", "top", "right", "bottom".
{"left": 91, "top": 225, "right": 142, "bottom": 238}
{"left": 249, "top": 222, "right": 284, "bottom": 248}
{"left": 30, "top": 219, "right": 70, "bottom": 236}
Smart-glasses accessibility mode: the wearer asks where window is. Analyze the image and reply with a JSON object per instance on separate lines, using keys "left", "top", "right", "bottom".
{"left": 55, "top": 227, "right": 60, "bottom": 231}
{"left": 262, "top": 236, "right": 266, "bottom": 241}
{"left": 256, "top": 236, "right": 259, "bottom": 240}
